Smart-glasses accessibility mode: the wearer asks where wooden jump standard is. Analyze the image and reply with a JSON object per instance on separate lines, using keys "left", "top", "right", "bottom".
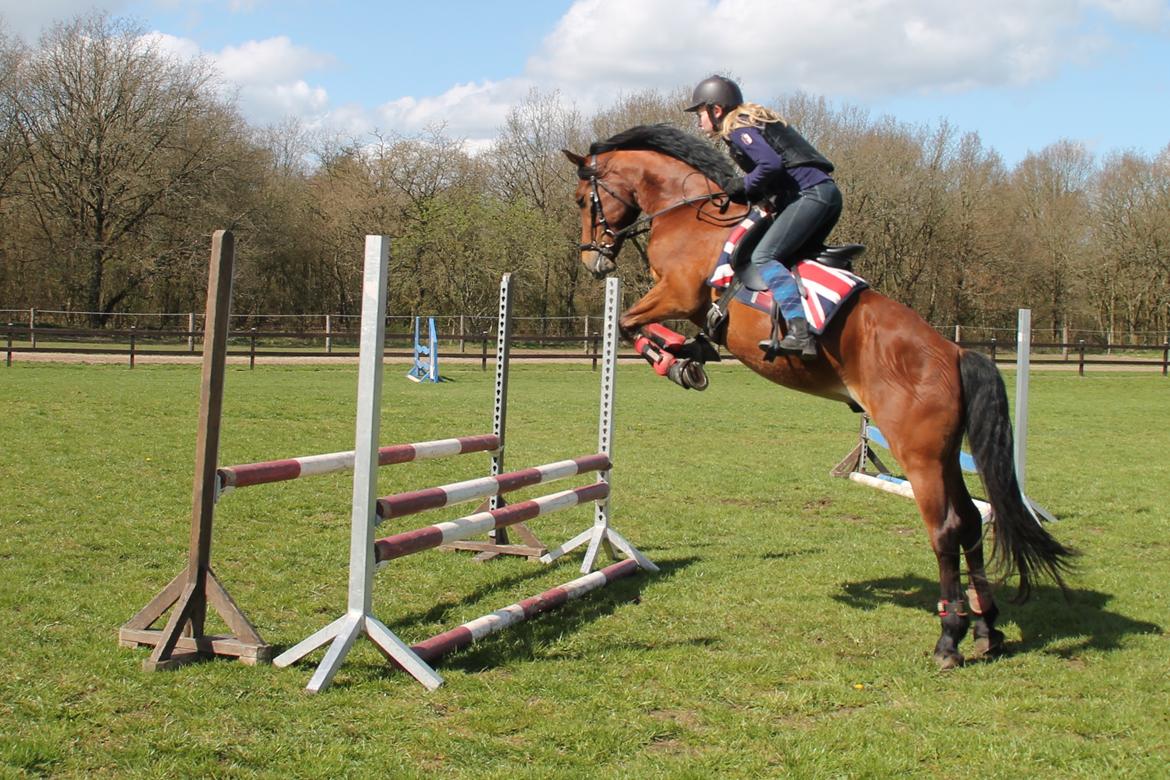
{"left": 273, "top": 236, "right": 655, "bottom": 692}
{"left": 118, "top": 231, "right": 272, "bottom": 669}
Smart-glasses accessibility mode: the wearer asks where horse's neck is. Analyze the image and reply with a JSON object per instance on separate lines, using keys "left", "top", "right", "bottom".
{"left": 627, "top": 156, "right": 710, "bottom": 214}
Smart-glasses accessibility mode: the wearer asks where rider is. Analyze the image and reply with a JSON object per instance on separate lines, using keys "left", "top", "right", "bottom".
{"left": 686, "top": 75, "right": 842, "bottom": 360}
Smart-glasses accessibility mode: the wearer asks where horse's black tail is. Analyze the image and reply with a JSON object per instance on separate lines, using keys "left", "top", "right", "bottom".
{"left": 959, "top": 349, "right": 1075, "bottom": 601}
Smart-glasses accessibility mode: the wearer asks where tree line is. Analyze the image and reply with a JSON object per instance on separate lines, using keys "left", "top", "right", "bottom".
{"left": 2, "top": 14, "right": 1168, "bottom": 340}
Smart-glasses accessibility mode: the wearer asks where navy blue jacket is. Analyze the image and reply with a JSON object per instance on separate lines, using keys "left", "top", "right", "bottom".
{"left": 725, "top": 125, "right": 831, "bottom": 199}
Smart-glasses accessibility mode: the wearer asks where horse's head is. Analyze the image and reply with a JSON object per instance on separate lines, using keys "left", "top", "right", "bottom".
{"left": 562, "top": 149, "right": 642, "bottom": 278}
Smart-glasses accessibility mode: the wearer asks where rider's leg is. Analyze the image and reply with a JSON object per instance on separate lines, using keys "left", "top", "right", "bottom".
{"left": 757, "top": 262, "right": 813, "bottom": 356}
{"left": 751, "top": 181, "right": 841, "bottom": 358}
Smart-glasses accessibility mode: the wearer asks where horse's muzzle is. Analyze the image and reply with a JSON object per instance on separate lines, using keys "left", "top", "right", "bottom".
{"left": 583, "top": 251, "right": 617, "bottom": 278}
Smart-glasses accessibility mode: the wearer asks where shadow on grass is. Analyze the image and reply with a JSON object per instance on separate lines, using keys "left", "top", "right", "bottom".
{"left": 762, "top": 547, "right": 826, "bottom": 560}
{"left": 833, "top": 574, "right": 1162, "bottom": 657}
{"left": 377, "top": 556, "right": 700, "bottom": 679}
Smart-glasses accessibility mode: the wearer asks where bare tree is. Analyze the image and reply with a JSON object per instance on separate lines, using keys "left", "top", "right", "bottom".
{"left": 9, "top": 13, "right": 249, "bottom": 324}
{"left": 1008, "top": 141, "right": 1095, "bottom": 337}
{"left": 0, "top": 27, "right": 26, "bottom": 199}
{"left": 1089, "top": 148, "right": 1170, "bottom": 338}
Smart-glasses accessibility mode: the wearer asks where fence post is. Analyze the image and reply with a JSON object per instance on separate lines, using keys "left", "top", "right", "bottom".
{"left": 989, "top": 337, "right": 997, "bottom": 363}
{"left": 481, "top": 332, "right": 488, "bottom": 371}
{"left": 584, "top": 315, "right": 590, "bottom": 353}
{"left": 6, "top": 323, "right": 12, "bottom": 367}
{"left": 1162, "top": 340, "right": 1168, "bottom": 377}
{"left": 953, "top": 324, "right": 960, "bottom": 344}
{"left": 129, "top": 325, "right": 136, "bottom": 369}
{"left": 325, "top": 314, "right": 333, "bottom": 354}
{"left": 459, "top": 314, "right": 465, "bottom": 353}
{"left": 1062, "top": 323, "right": 1069, "bottom": 361}
{"left": 1078, "top": 339, "right": 1086, "bottom": 377}
{"left": 591, "top": 334, "right": 600, "bottom": 371}
{"left": 1107, "top": 327, "right": 1113, "bottom": 356}
{"left": 249, "top": 327, "right": 257, "bottom": 370}
{"left": 29, "top": 308, "right": 36, "bottom": 349}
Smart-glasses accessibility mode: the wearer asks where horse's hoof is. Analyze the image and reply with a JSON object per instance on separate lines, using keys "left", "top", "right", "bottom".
{"left": 933, "top": 650, "right": 965, "bottom": 671}
{"left": 972, "top": 630, "right": 1006, "bottom": 659}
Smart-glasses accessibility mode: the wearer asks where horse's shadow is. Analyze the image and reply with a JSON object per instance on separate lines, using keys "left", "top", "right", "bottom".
{"left": 834, "top": 574, "right": 1161, "bottom": 657}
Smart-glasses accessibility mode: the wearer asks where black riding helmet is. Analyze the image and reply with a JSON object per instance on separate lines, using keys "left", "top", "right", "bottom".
{"left": 684, "top": 75, "right": 744, "bottom": 113}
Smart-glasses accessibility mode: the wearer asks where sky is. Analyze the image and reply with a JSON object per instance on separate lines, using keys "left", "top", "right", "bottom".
{"left": 3, "top": 0, "right": 1169, "bottom": 165}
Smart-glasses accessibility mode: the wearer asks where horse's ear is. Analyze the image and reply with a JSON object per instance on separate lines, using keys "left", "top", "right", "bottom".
{"left": 562, "top": 149, "right": 586, "bottom": 167}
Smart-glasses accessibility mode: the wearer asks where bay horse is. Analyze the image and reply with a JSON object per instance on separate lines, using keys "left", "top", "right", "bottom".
{"left": 563, "top": 124, "right": 1073, "bottom": 669}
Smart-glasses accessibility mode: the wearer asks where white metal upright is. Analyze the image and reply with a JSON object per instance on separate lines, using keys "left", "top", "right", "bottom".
{"left": 541, "top": 276, "right": 658, "bottom": 574}
{"left": 1015, "top": 308, "right": 1056, "bottom": 522}
{"left": 272, "top": 236, "right": 443, "bottom": 692}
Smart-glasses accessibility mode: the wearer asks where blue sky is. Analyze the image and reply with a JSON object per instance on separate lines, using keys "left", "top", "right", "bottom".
{"left": 4, "top": 0, "right": 1169, "bottom": 165}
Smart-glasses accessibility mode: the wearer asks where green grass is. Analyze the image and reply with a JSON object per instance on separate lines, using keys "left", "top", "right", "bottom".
{"left": 1, "top": 362, "right": 1167, "bottom": 778}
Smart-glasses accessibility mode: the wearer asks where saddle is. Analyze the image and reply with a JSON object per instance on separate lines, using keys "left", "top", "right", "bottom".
{"left": 706, "top": 206, "right": 869, "bottom": 336}
{"left": 725, "top": 207, "right": 865, "bottom": 291}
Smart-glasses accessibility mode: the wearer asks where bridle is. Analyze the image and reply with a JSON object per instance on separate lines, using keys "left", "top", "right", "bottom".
{"left": 578, "top": 154, "right": 729, "bottom": 275}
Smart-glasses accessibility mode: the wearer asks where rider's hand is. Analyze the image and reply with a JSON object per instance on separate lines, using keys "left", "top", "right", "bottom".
{"left": 724, "top": 180, "right": 749, "bottom": 204}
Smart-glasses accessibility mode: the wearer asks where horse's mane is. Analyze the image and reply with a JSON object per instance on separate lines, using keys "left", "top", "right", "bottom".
{"left": 586, "top": 124, "right": 736, "bottom": 188}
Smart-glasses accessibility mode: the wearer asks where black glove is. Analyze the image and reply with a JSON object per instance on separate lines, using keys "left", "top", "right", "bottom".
{"left": 724, "top": 179, "right": 749, "bottom": 204}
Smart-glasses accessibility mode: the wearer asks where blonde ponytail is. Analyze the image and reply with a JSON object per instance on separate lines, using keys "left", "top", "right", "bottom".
{"left": 718, "top": 102, "right": 787, "bottom": 139}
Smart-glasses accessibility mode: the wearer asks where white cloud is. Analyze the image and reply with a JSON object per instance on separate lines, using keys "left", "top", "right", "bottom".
{"left": 1086, "top": 0, "right": 1170, "bottom": 25}
{"left": 140, "top": 31, "right": 202, "bottom": 61}
{"left": 138, "top": 31, "right": 334, "bottom": 125}
{"left": 239, "top": 79, "right": 328, "bottom": 122}
{"left": 0, "top": 0, "right": 265, "bottom": 40}
{"left": 214, "top": 36, "right": 331, "bottom": 86}
{"left": 524, "top": 0, "right": 1169, "bottom": 100}
{"left": 373, "top": 79, "right": 533, "bottom": 140}
{"left": 1, "top": 0, "right": 132, "bottom": 39}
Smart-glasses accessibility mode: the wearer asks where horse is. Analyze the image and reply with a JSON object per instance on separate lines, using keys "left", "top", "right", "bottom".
{"left": 562, "top": 124, "right": 1073, "bottom": 669}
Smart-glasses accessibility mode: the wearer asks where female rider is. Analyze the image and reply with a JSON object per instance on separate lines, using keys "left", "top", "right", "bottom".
{"left": 685, "top": 75, "right": 842, "bottom": 360}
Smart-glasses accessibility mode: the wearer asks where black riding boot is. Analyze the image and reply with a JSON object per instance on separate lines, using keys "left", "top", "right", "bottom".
{"left": 772, "top": 317, "right": 817, "bottom": 361}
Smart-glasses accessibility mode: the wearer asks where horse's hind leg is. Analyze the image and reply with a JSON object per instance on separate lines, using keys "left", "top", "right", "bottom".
{"left": 905, "top": 461, "right": 970, "bottom": 670}
{"left": 950, "top": 480, "right": 1005, "bottom": 658}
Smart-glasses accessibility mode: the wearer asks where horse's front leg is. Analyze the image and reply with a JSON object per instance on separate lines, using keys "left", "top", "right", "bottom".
{"left": 618, "top": 278, "right": 707, "bottom": 339}
{"left": 618, "top": 278, "right": 713, "bottom": 390}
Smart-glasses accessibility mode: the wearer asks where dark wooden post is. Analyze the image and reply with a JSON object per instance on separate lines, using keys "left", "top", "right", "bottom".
{"left": 1078, "top": 339, "right": 1086, "bottom": 377}
{"left": 989, "top": 337, "right": 997, "bottom": 363}
{"left": 249, "top": 327, "right": 257, "bottom": 370}
{"left": 129, "top": 326, "right": 137, "bottom": 368}
{"left": 119, "top": 231, "right": 270, "bottom": 670}
{"left": 5, "top": 323, "right": 11, "bottom": 367}
{"left": 481, "top": 332, "right": 489, "bottom": 371}
{"left": 1162, "top": 340, "right": 1168, "bottom": 377}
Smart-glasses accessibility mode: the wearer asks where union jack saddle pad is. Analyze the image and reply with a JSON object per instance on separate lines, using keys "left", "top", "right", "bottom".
{"left": 707, "top": 207, "right": 868, "bottom": 335}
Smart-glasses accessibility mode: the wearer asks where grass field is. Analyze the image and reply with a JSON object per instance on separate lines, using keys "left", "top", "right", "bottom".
{"left": 1, "top": 361, "right": 1167, "bottom": 778}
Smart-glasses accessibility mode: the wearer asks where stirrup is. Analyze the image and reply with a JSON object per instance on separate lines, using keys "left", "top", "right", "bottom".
{"left": 758, "top": 300, "right": 784, "bottom": 354}
{"left": 777, "top": 335, "right": 818, "bottom": 361}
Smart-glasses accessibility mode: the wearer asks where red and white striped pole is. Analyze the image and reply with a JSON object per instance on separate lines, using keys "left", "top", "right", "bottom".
{"left": 217, "top": 434, "right": 500, "bottom": 492}
{"left": 408, "top": 559, "right": 640, "bottom": 664}
{"left": 374, "top": 483, "right": 609, "bottom": 563}
{"left": 376, "top": 453, "right": 610, "bottom": 522}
